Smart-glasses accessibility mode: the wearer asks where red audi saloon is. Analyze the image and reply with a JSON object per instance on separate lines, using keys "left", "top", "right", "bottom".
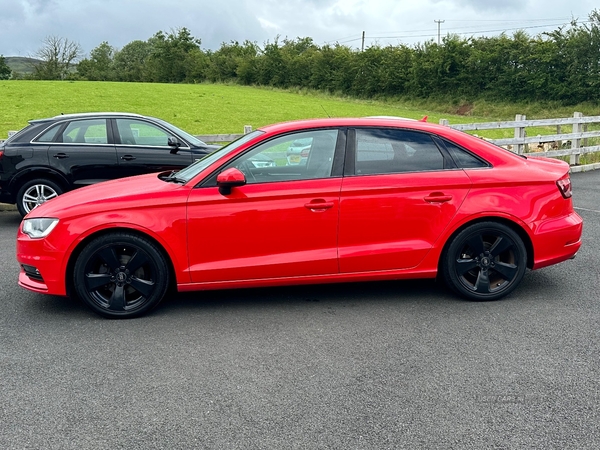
{"left": 16, "top": 118, "right": 583, "bottom": 318}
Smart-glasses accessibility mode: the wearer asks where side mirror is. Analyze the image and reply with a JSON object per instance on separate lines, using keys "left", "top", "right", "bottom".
{"left": 168, "top": 136, "right": 181, "bottom": 154}
{"left": 216, "top": 167, "right": 246, "bottom": 195}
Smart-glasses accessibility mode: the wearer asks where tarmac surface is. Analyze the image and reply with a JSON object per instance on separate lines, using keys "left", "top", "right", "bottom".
{"left": 0, "top": 169, "right": 599, "bottom": 449}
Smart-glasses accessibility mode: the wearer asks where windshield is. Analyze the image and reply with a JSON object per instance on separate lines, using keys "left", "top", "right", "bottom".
{"left": 154, "top": 118, "right": 209, "bottom": 147}
{"left": 172, "top": 130, "right": 265, "bottom": 182}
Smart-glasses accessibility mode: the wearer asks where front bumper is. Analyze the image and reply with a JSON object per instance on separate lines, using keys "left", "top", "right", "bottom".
{"left": 16, "top": 229, "right": 69, "bottom": 296}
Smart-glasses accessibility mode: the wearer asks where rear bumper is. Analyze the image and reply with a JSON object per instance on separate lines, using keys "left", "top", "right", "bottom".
{"left": 0, "top": 188, "right": 14, "bottom": 204}
{"left": 531, "top": 211, "right": 583, "bottom": 270}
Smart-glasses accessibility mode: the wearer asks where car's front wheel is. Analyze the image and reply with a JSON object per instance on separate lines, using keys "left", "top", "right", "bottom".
{"left": 73, "top": 233, "right": 170, "bottom": 319}
{"left": 16, "top": 178, "right": 63, "bottom": 216}
{"left": 442, "top": 222, "right": 527, "bottom": 301}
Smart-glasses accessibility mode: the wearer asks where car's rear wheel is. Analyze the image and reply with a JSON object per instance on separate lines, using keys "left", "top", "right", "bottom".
{"left": 17, "top": 178, "right": 63, "bottom": 216}
{"left": 73, "top": 233, "right": 170, "bottom": 319}
{"left": 442, "top": 222, "right": 527, "bottom": 301}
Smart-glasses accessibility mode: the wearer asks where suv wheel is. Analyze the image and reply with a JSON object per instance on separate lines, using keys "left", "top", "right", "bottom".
{"left": 17, "top": 179, "right": 64, "bottom": 216}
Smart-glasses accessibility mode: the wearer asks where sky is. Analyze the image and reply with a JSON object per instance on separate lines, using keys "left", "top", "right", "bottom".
{"left": 0, "top": 0, "right": 598, "bottom": 57}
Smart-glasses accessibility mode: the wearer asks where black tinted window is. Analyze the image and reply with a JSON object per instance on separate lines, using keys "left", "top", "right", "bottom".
{"left": 443, "top": 139, "right": 489, "bottom": 169}
{"left": 355, "top": 129, "right": 445, "bottom": 175}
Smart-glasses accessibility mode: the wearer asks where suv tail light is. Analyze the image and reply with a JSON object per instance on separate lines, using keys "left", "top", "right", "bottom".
{"left": 556, "top": 174, "right": 572, "bottom": 199}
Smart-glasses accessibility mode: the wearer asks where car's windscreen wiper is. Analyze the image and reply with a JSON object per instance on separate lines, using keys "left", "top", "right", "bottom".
{"left": 161, "top": 171, "right": 186, "bottom": 184}
{"left": 164, "top": 176, "right": 186, "bottom": 184}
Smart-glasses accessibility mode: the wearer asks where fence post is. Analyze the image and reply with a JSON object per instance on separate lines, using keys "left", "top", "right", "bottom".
{"left": 514, "top": 114, "right": 526, "bottom": 154}
{"left": 439, "top": 119, "right": 450, "bottom": 126}
{"left": 243, "top": 125, "right": 252, "bottom": 134}
{"left": 570, "top": 112, "right": 582, "bottom": 166}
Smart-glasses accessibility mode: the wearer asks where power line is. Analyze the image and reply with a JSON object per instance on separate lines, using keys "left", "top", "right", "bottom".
{"left": 327, "top": 20, "right": 589, "bottom": 46}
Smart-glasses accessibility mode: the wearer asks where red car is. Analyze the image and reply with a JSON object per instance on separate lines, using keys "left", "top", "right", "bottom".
{"left": 16, "top": 118, "right": 583, "bottom": 318}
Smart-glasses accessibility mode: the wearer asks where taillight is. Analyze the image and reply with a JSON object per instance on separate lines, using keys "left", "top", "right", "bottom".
{"left": 557, "top": 175, "right": 572, "bottom": 199}
{"left": 0, "top": 149, "right": 4, "bottom": 159}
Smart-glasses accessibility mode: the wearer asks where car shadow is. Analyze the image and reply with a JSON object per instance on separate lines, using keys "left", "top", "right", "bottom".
{"left": 156, "top": 278, "right": 456, "bottom": 316}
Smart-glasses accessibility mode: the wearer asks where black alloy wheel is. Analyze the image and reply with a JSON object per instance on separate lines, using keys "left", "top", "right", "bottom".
{"left": 73, "top": 233, "right": 170, "bottom": 318}
{"left": 442, "top": 222, "right": 527, "bottom": 301}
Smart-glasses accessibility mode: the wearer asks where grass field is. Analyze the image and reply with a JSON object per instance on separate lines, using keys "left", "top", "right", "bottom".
{"left": 1, "top": 80, "right": 599, "bottom": 143}
{"left": 0, "top": 80, "right": 438, "bottom": 138}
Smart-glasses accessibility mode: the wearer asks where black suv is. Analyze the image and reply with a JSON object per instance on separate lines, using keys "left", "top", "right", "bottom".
{"left": 0, "top": 113, "right": 217, "bottom": 216}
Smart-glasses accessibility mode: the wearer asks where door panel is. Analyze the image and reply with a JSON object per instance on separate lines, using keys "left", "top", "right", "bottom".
{"left": 339, "top": 171, "right": 471, "bottom": 272}
{"left": 48, "top": 119, "right": 118, "bottom": 186}
{"left": 339, "top": 125, "right": 473, "bottom": 273}
{"left": 114, "top": 118, "right": 194, "bottom": 177}
{"left": 186, "top": 178, "right": 342, "bottom": 283}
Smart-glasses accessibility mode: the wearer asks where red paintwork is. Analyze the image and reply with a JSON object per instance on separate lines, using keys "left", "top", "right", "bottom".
{"left": 16, "top": 118, "right": 583, "bottom": 297}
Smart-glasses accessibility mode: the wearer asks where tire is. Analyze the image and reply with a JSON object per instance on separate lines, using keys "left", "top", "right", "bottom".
{"left": 73, "top": 233, "right": 170, "bottom": 319}
{"left": 16, "top": 178, "right": 63, "bottom": 216}
{"left": 442, "top": 222, "right": 527, "bottom": 301}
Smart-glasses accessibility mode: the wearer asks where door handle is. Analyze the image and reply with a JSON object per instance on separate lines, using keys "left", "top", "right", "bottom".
{"left": 424, "top": 193, "right": 453, "bottom": 203}
{"left": 53, "top": 153, "right": 69, "bottom": 159}
{"left": 121, "top": 155, "right": 136, "bottom": 161}
{"left": 304, "top": 200, "right": 334, "bottom": 211}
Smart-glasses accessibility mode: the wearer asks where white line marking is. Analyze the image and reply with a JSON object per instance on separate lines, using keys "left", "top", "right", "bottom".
{"left": 574, "top": 207, "right": 600, "bottom": 213}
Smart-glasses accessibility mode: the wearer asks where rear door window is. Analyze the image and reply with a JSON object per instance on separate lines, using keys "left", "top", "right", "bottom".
{"left": 354, "top": 128, "right": 447, "bottom": 175}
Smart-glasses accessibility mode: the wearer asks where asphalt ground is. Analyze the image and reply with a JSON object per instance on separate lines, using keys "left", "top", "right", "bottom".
{"left": 0, "top": 170, "right": 599, "bottom": 449}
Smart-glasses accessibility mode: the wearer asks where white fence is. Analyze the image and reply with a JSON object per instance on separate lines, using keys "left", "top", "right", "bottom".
{"left": 195, "top": 125, "right": 252, "bottom": 144}
{"left": 440, "top": 112, "right": 600, "bottom": 170}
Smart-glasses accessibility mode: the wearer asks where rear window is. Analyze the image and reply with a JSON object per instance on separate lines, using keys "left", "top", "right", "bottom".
{"left": 2, "top": 124, "right": 32, "bottom": 145}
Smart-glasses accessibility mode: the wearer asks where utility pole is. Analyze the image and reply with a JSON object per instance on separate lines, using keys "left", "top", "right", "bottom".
{"left": 434, "top": 19, "right": 445, "bottom": 45}
{"left": 361, "top": 31, "right": 365, "bottom": 51}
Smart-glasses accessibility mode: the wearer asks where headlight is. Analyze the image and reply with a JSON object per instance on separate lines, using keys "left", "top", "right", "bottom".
{"left": 22, "top": 218, "right": 59, "bottom": 238}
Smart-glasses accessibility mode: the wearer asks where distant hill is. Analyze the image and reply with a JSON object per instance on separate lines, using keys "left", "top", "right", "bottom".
{"left": 5, "top": 57, "right": 42, "bottom": 74}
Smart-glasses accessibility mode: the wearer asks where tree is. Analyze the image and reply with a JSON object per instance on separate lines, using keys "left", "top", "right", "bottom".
{"left": 145, "top": 28, "right": 204, "bottom": 83}
{"left": 113, "top": 40, "right": 153, "bottom": 82}
{"left": 205, "top": 40, "right": 259, "bottom": 83}
{"left": 33, "top": 35, "right": 83, "bottom": 80}
{"left": 77, "top": 41, "right": 116, "bottom": 81}
{"left": 0, "top": 55, "right": 11, "bottom": 79}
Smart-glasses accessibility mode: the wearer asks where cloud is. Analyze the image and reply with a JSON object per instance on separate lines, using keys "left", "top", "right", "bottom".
{"left": 430, "top": 0, "right": 527, "bottom": 12}
{"left": 0, "top": 0, "right": 597, "bottom": 57}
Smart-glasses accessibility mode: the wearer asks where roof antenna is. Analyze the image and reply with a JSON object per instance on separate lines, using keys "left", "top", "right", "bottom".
{"left": 321, "top": 105, "right": 331, "bottom": 118}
